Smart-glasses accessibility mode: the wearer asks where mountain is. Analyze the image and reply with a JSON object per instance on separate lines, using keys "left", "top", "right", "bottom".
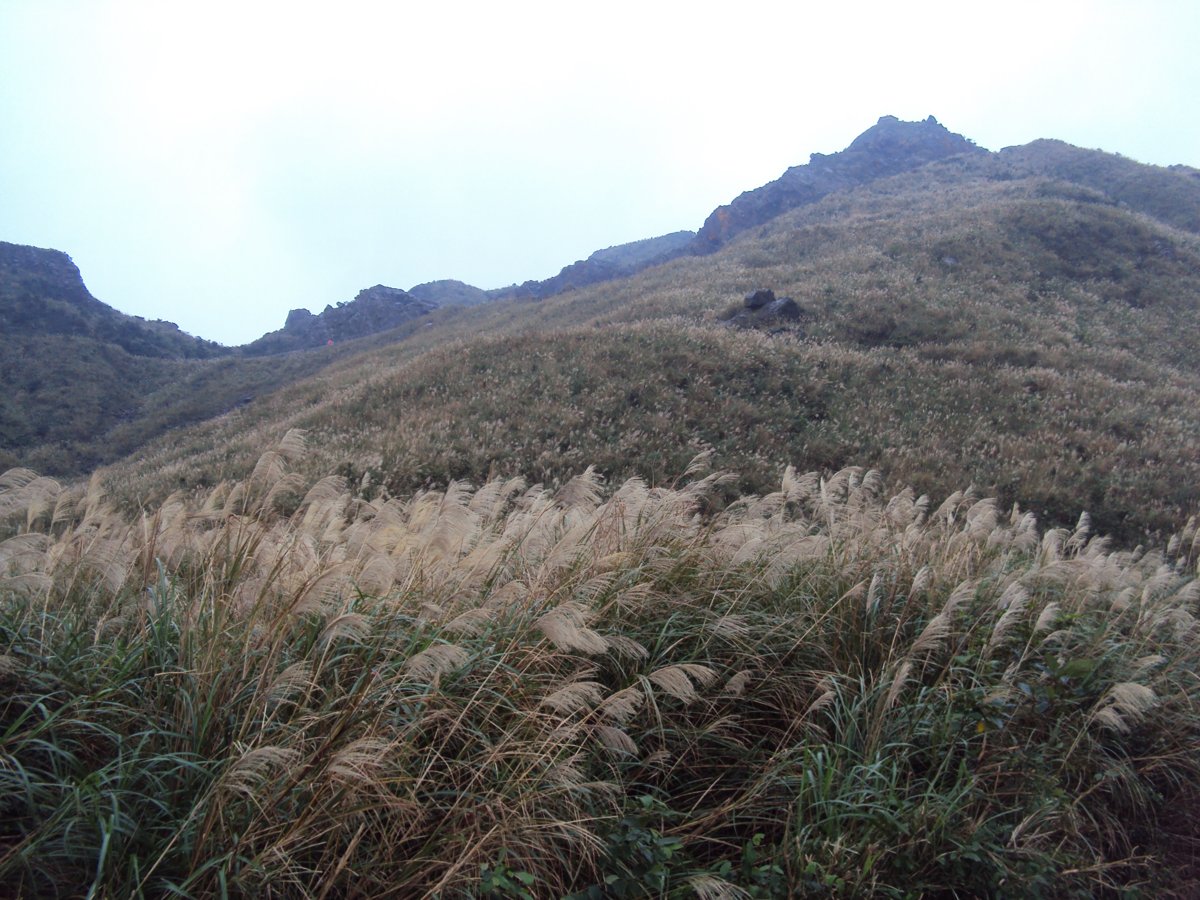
{"left": 239, "top": 284, "right": 437, "bottom": 356}
{"left": 7, "top": 116, "right": 1200, "bottom": 541}
{"left": 0, "top": 242, "right": 232, "bottom": 472}
{"left": 89, "top": 120, "right": 1200, "bottom": 541}
{"left": 692, "top": 115, "right": 984, "bottom": 253}
{"left": 9, "top": 118, "right": 1200, "bottom": 900}
{"left": 0, "top": 250, "right": 441, "bottom": 474}
{"left": 996, "top": 138, "right": 1200, "bottom": 234}
{"left": 486, "top": 117, "right": 981, "bottom": 301}
{"left": 0, "top": 242, "right": 225, "bottom": 359}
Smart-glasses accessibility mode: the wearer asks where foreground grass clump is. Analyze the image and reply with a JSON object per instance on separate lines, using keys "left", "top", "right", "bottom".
{"left": 2, "top": 432, "right": 1199, "bottom": 897}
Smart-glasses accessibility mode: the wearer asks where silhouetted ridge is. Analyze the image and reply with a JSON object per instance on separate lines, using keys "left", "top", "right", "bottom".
{"left": 490, "top": 231, "right": 696, "bottom": 300}
{"left": 691, "top": 115, "right": 983, "bottom": 253}
{"left": 241, "top": 284, "right": 437, "bottom": 356}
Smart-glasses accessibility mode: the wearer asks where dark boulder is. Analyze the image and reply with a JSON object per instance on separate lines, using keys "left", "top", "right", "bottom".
{"left": 724, "top": 291, "right": 805, "bottom": 331}
{"left": 763, "top": 297, "right": 801, "bottom": 320}
{"left": 744, "top": 288, "right": 776, "bottom": 310}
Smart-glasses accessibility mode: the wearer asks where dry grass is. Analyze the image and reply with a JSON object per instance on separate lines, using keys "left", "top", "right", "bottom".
{"left": 3, "top": 433, "right": 1199, "bottom": 896}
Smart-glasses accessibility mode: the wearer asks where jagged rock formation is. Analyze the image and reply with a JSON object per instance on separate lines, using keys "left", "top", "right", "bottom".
{"left": 409, "top": 279, "right": 491, "bottom": 307}
{"left": 240, "top": 284, "right": 437, "bottom": 356}
{"left": 491, "top": 231, "right": 695, "bottom": 300}
{"left": 692, "top": 116, "right": 984, "bottom": 253}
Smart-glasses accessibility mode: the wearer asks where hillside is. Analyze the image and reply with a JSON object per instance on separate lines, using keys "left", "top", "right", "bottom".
{"left": 5, "top": 436, "right": 1200, "bottom": 897}
{"left": 0, "top": 248, "right": 448, "bottom": 474}
{"left": 0, "top": 242, "right": 226, "bottom": 360}
{"left": 6, "top": 116, "right": 1200, "bottom": 541}
{"left": 491, "top": 231, "right": 697, "bottom": 300}
{"left": 692, "top": 115, "right": 984, "bottom": 252}
{"left": 97, "top": 129, "right": 1200, "bottom": 541}
{"left": 6, "top": 117, "right": 1200, "bottom": 897}
{"left": 0, "top": 242, "right": 231, "bottom": 472}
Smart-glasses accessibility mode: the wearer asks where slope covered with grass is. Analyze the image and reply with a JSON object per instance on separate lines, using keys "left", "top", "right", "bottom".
{"left": 0, "top": 243, "right": 461, "bottom": 476}
{"left": 100, "top": 166, "right": 1200, "bottom": 543}
{"left": 3, "top": 433, "right": 1199, "bottom": 897}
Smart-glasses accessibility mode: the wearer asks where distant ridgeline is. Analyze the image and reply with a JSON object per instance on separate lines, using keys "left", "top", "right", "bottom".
{"left": 239, "top": 285, "right": 438, "bottom": 356}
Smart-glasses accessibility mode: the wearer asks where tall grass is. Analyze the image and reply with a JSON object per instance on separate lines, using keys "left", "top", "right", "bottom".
{"left": 3, "top": 433, "right": 1199, "bottom": 897}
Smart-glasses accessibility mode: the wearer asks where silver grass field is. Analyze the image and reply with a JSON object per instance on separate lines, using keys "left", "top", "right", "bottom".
{"left": 2, "top": 430, "right": 1199, "bottom": 897}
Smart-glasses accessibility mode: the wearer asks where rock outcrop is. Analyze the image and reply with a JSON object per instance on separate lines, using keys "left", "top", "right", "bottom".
{"left": 692, "top": 116, "right": 984, "bottom": 253}
{"left": 722, "top": 287, "right": 804, "bottom": 330}
{"left": 0, "top": 241, "right": 224, "bottom": 359}
{"left": 241, "top": 284, "right": 437, "bottom": 356}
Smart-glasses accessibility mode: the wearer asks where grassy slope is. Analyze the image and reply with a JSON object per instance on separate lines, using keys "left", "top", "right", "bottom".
{"left": 7, "top": 144, "right": 1200, "bottom": 898}
{"left": 101, "top": 164, "right": 1200, "bottom": 542}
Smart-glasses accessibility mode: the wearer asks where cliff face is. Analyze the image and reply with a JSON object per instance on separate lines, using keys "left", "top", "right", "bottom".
{"left": 692, "top": 116, "right": 984, "bottom": 253}
{"left": 240, "top": 285, "right": 438, "bottom": 356}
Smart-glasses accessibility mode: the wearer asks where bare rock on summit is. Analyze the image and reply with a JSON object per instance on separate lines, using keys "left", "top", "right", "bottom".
{"left": 693, "top": 116, "right": 984, "bottom": 253}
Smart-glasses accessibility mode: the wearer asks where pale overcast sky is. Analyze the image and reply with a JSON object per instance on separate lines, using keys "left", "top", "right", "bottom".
{"left": 2, "top": 1, "right": 1197, "bottom": 345}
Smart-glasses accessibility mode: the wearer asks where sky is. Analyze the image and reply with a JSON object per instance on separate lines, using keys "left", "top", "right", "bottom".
{"left": 2, "top": 1, "right": 1198, "bottom": 346}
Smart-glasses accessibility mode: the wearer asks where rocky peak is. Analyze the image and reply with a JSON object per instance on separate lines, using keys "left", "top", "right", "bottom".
{"left": 1, "top": 241, "right": 102, "bottom": 312}
{"left": 352, "top": 284, "right": 416, "bottom": 306}
{"left": 0, "top": 241, "right": 224, "bottom": 358}
{"left": 843, "top": 115, "right": 970, "bottom": 159}
{"left": 241, "top": 284, "right": 437, "bottom": 356}
{"left": 693, "top": 116, "right": 983, "bottom": 253}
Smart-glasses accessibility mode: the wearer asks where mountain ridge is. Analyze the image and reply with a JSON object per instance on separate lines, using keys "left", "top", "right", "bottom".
{"left": 5, "top": 115, "right": 1200, "bottom": 544}
{"left": 692, "top": 115, "right": 984, "bottom": 253}
{"left": 240, "top": 284, "right": 437, "bottom": 356}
